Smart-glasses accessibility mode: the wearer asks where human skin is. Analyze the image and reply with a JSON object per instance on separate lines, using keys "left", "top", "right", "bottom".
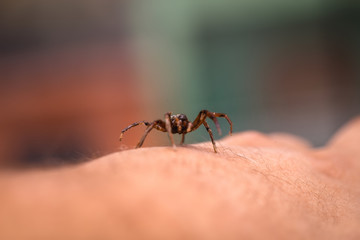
{"left": 0, "top": 117, "right": 360, "bottom": 240}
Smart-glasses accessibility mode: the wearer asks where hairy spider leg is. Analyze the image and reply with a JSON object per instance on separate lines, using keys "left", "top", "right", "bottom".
{"left": 136, "top": 122, "right": 156, "bottom": 148}
{"left": 188, "top": 111, "right": 217, "bottom": 151}
{"left": 202, "top": 120, "right": 217, "bottom": 153}
{"left": 189, "top": 110, "right": 221, "bottom": 133}
{"left": 189, "top": 110, "right": 207, "bottom": 132}
{"left": 151, "top": 120, "right": 167, "bottom": 132}
{"left": 135, "top": 120, "right": 165, "bottom": 148}
{"left": 165, "top": 112, "right": 176, "bottom": 148}
{"left": 181, "top": 133, "right": 186, "bottom": 145}
{"left": 172, "top": 116, "right": 188, "bottom": 145}
{"left": 206, "top": 113, "right": 222, "bottom": 135}
{"left": 211, "top": 112, "right": 233, "bottom": 135}
{"left": 188, "top": 110, "right": 233, "bottom": 152}
{"left": 174, "top": 116, "right": 187, "bottom": 145}
{"left": 119, "top": 121, "right": 151, "bottom": 141}
{"left": 190, "top": 110, "right": 232, "bottom": 135}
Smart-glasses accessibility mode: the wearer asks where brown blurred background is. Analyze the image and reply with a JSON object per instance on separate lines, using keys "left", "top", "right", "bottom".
{"left": 0, "top": 0, "right": 359, "bottom": 167}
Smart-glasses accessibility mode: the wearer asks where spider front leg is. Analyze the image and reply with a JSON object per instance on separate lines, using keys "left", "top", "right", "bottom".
{"left": 210, "top": 112, "right": 233, "bottom": 135}
{"left": 165, "top": 112, "right": 176, "bottom": 148}
{"left": 202, "top": 120, "right": 217, "bottom": 153}
{"left": 191, "top": 110, "right": 232, "bottom": 135}
{"left": 189, "top": 110, "right": 233, "bottom": 153}
{"left": 181, "top": 133, "right": 186, "bottom": 145}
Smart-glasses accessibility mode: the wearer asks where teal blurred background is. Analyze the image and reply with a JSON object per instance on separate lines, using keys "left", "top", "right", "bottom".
{"left": 1, "top": 0, "right": 359, "bottom": 166}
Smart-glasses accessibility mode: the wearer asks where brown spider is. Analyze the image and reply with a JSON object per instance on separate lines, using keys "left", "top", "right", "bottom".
{"left": 119, "top": 110, "right": 232, "bottom": 153}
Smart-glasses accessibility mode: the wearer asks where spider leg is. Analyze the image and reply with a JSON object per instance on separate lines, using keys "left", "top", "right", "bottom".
{"left": 190, "top": 110, "right": 232, "bottom": 135}
{"left": 165, "top": 112, "right": 176, "bottom": 148}
{"left": 211, "top": 112, "right": 233, "bottom": 135}
{"left": 153, "top": 120, "right": 167, "bottom": 132}
{"left": 119, "top": 121, "right": 151, "bottom": 141}
{"left": 136, "top": 121, "right": 158, "bottom": 148}
{"left": 180, "top": 133, "right": 185, "bottom": 145}
{"left": 206, "top": 113, "right": 222, "bottom": 135}
{"left": 202, "top": 120, "right": 217, "bottom": 153}
{"left": 188, "top": 110, "right": 233, "bottom": 153}
{"left": 189, "top": 110, "right": 208, "bottom": 132}
{"left": 189, "top": 110, "right": 221, "bottom": 134}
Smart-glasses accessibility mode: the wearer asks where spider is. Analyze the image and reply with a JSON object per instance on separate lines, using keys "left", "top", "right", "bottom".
{"left": 119, "top": 110, "right": 232, "bottom": 153}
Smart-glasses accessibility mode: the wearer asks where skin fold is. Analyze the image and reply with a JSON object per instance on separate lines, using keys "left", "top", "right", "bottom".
{"left": 0, "top": 117, "right": 359, "bottom": 240}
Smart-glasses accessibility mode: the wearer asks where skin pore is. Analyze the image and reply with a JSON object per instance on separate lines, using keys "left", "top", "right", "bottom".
{"left": 0, "top": 117, "right": 359, "bottom": 239}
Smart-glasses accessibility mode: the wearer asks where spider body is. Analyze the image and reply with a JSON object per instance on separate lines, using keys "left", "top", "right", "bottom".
{"left": 170, "top": 114, "right": 190, "bottom": 134}
{"left": 119, "top": 110, "right": 232, "bottom": 153}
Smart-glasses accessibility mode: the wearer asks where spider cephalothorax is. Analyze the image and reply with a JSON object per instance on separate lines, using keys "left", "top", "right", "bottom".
{"left": 119, "top": 110, "right": 232, "bottom": 153}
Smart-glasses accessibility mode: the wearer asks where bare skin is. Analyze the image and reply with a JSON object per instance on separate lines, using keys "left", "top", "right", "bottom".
{"left": 0, "top": 117, "right": 360, "bottom": 239}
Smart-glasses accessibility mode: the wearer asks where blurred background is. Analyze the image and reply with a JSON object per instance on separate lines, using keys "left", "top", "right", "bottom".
{"left": 0, "top": 0, "right": 359, "bottom": 167}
